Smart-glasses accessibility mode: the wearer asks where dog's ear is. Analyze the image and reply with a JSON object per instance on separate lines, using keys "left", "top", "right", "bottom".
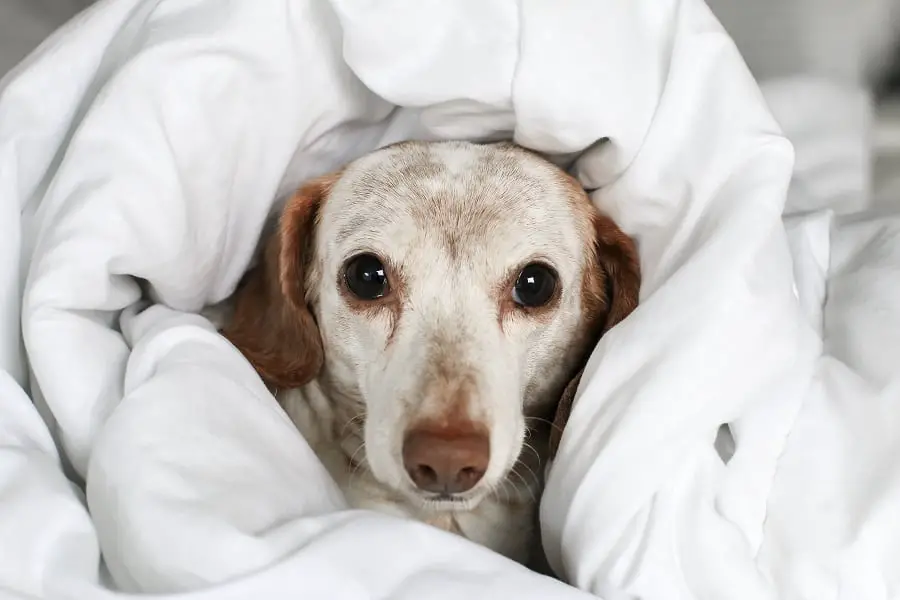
{"left": 222, "top": 174, "right": 338, "bottom": 390}
{"left": 589, "top": 211, "right": 641, "bottom": 334}
{"left": 548, "top": 210, "right": 641, "bottom": 457}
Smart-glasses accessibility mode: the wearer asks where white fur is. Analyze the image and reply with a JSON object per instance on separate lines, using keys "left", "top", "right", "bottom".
{"left": 273, "top": 142, "right": 599, "bottom": 563}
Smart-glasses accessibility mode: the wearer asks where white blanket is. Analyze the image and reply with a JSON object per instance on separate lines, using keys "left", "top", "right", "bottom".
{"left": 0, "top": 1, "right": 897, "bottom": 599}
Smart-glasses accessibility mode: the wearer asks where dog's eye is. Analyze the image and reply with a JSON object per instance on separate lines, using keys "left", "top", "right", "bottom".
{"left": 512, "top": 263, "right": 557, "bottom": 308}
{"left": 344, "top": 253, "right": 389, "bottom": 300}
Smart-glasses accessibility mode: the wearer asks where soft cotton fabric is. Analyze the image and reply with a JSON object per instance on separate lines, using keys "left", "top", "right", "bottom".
{"left": 0, "top": 1, "right": 898, "bottom": 599}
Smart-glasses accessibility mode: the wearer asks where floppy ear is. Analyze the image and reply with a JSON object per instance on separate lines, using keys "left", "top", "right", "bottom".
{"left": 548, "top": 211, "right": 641, "bottom": 457}
{"left": 590, "top": 212, "right": 641, "bottom": 334}
{"left": 222, "top": 175, "right": 337, "bottom": 390}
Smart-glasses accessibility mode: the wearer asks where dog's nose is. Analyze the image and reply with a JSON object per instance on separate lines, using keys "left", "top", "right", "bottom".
{"left": 402, "top": 428, "right": 489, "bottom": 494}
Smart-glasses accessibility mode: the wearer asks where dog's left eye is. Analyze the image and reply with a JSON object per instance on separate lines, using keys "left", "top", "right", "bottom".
{"left": 512, "top": 263, "right": 557, "bottom": 308}
{"left": 344, "top": 253, "right": 390, "bottom": 300}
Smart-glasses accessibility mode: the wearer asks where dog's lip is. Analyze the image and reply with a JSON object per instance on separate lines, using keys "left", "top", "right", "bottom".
{"left": 428, "top": 492, "right": 467, "bottom": 502}
{"left": 399, "top": 486, "right": 486, "bottom": 511}
{"left": 418, "top": 495, "right": 479, "bottom": 512}
{"left": 408, "top": 487, "right": 476, "bottom": 503}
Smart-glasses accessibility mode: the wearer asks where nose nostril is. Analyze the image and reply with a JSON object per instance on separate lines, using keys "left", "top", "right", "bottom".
{"left": 456, "top": 466, "right": 485, "bottom": 490}
{"left": 412, "top": 464, "right": 438, "bottom": 487}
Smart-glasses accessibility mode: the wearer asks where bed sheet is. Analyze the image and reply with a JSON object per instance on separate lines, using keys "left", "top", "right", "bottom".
{"left": 0, "top": 1, "right": 897, "bottom": 600}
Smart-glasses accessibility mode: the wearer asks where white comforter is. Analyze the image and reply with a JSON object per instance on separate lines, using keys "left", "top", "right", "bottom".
{"left": 0, "top": 1, "right": 897, "bottom": 599}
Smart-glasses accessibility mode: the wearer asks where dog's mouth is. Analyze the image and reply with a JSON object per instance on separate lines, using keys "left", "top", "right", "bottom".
{"left": 410, "top": 489, "right": 483, "bottom": 513}
{"left": 432, "top": 491, "right": 468, "bottom": 502}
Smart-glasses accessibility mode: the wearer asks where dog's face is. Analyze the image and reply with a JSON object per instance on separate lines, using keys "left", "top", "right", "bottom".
{"left": 225, "top": 141, "right": 639, "bottom": 511}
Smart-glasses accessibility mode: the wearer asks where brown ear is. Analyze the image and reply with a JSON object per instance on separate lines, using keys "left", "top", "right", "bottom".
{"left": 548, "top": 211, "right": 641, "bottom": 457}
{"left": 590, "top": 211, "right": 641, "bottom": 334}
{"left": 222, "top": 175, "right": 337, "bottom": 390}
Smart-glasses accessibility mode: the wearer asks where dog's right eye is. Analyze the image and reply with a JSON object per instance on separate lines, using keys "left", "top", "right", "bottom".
{"left": 344, "top": 253, "right": 390, "bottom": 300}
{"left": 512, "top": 263, "right": 558, "bottom": 308}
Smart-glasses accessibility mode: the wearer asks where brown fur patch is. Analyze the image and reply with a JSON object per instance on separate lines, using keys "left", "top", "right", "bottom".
{"left": 222, "top": 173, "right": 340, "bottom": 389}
{"left": 548, "top": 367, "right": 584, "bottom": 458}
{"left": 547, "top": 174, "right": 642, "bottom": 458}
{"left": 410, "top": 347, "right": 488, "bottom": 435}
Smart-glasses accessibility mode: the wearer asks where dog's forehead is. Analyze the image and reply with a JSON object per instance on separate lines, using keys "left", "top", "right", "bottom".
{"left": 319, "top": 142, "right": 589, "bottom": 267}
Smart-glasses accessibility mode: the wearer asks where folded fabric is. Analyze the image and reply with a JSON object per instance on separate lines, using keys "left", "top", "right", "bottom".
{"left": 0, "top": 1, "right": 897, "bottom": 599}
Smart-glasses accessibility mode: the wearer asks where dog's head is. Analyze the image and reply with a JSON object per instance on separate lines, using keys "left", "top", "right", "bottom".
{"left": 224, "top": 141, "right": 639, "bottom": 510}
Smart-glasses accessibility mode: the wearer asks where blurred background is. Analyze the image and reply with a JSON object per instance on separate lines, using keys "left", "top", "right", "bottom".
{"left": 2, "top": 0, "right": 899, "bottom": 213}
{"left": 707, "top": 0, "right": 900, "bottom": 214}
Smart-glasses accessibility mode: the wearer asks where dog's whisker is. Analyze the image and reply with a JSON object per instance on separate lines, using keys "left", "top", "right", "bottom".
{"left": 520, "top": 440, "right": 541, "bottom": 464}
{"left": 516, "top": 457, "right": 540, "bottom": 489}
{"left": 346, "top": 442, "right": 367, "bottom": 476}
{"left": 511, "top": 468, "right": 538, "bottom": 505}
{"left": 339, "top": 412, "right": 367, "bottom": 438}
{"left": 485, "top": 478, "right": 503, "bottom": 502}
{"left": 345, "top": 442, "right": 369, "bottom": 495}
{"left": 488, "top": 481, "right": 500, "bottom": 503}
{"left": 525, "top": 416, "right": 565, "bottom": 437}
{"left": 502, "top": 474, "right": 520, "bottom": 505}
{"left": 503, "top": 478, "right": 520, "bottom": 505}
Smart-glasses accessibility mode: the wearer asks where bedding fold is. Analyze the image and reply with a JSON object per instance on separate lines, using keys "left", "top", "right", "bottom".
{"left": 0, "top": 0, "right": 897, "bottom": 599}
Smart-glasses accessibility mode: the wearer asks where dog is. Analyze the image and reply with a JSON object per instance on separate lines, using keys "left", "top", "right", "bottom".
{"left": 221, "top": 140, "right": 640, "bottom": 564}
